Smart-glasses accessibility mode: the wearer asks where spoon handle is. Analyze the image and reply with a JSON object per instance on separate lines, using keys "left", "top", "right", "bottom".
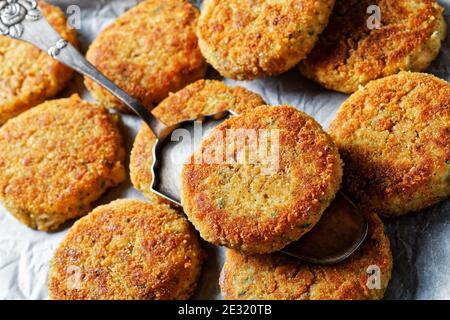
{"left": 0, "top": 1, "right": 166, "bottom": 137}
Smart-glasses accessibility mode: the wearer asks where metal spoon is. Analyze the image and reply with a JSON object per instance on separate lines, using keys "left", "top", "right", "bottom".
{"left": 1, "top": 1, "right": 368, "bottom": 264}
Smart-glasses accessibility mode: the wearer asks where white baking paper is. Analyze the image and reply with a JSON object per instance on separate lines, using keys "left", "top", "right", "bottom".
{"left": 0, "top": 0, "right": 449, "bottom": 300}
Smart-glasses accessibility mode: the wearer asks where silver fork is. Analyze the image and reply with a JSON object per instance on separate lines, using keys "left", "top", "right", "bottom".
{"left": 0, "top": 0, "right": 368, "bottom": 264}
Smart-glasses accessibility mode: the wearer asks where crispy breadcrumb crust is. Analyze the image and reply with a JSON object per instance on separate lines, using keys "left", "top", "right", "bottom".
{"left": 300, "top": 0, "right": 447, "bottom": 93}
{"left": 85, "top": 0, "right": 206, "bottom": 112}
{"left": 197, "top": 0, "right": 335, "bottom": 80}
{"left": 220, "top": 212, "right": 392, "bottom": 300}
{"left": 48, "top": 199, "right": 204, "bottom": 300}
{"left": 0, "top": 0, "right": 78, "bottom": 124}
{"left": 181, "top": 105, "right": 343, "bottom": 254}
{"left": 0, "top": 95, "right": 126, "bottom": 231}
{"left": 329, "top": 72, "right": 450, "bottom": 216}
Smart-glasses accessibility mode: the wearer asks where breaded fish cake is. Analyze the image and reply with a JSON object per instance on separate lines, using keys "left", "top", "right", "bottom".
{"left": 0, "top": 0, "right": 78, "bottom": 125}
{"left": 130, "top": 80, "right": 264, "bottom": 203}
{"left": 329, "top": 72, "right": 450, "bottom": 216}
{"left": 0, "top": 95, "right": 126, "bottom": 231}
{"left": 220, "top": 212, "right": 392, "bottom": 300}
{"left": 197, "top": 0, "right": 335, "bottom": 80}
{"left": 48, "top": 199, "right": 204, "bottom": 300}
{"left": 85, "top": 0, "right": 206, "bottom": 112}
{"left": 300, "top": 0, "right": 447, "bottom": 93}
{"left": 181, "top": 105, "right": 343, "bottom": 254}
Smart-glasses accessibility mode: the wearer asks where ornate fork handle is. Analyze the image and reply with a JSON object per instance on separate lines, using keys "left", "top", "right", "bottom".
{"left": 0, "top": 0, "right": 165, "bottom": 137}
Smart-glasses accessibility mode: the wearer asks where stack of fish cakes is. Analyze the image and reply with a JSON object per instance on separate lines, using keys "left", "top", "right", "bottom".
{"left": 0, "top": 0, "right": 448, "bottom": 301}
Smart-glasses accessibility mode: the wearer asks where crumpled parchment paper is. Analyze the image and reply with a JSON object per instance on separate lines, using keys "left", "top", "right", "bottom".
{"left": 0, "top": 0, "right": 449, "bottom": 300}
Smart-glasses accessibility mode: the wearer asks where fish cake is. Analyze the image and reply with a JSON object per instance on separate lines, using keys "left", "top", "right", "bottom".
{"left": 85, "top": 0, "right": 207, "bottom": 112}
{"left": 220, "top": 212, "right": 392, "bottom": 300}
{"left": 0, "top": 95, "right": 126, "bottom": 231}
{"left": 197, "top": 0, "right": 335, "bottom": 80}
{"left": 0, "top": 0, "right": 78, "bottom": 125}
{"left": 129, "top": 79, "right": 265, "bottom": 203}
{"left": 48, "top": 199, "right": 204, "bottom": 300}
{"left": 329, "top": 72, "right": 450, "bottom": 216}
{"left": 181, "top": 105, "right": 343, "bottom": 254}
{"left": 300, "top": 0, "right": 447, "bottom": 93}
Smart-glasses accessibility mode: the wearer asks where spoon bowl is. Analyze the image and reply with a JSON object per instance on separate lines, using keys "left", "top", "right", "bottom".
{"left": 151, "top": 110, "right": 237, "bottom": 205}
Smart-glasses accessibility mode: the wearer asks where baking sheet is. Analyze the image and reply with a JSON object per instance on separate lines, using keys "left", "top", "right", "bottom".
{"left": 0, "top": 0, "right": 449, "bottom": 300}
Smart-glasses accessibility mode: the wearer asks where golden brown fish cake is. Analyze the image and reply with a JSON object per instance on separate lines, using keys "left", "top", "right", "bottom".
{"left": 85, "top": 0, "right": 207, "bottom": 112}
{"left": 129, "top": 80, "right": 265, "bottom": 203}
{"left": 197, "top": 0, "right": 335, "bottom": 80}
{"left": 329, "top": 72, "right": 450, "bottom": 216}
{"left": 48, "top": 199, "right": 204, "bottom": 300}
{"left": 300, "top": 0, "right": 447, "bottom": 93}
{"left": 220, "top": 212, "right": 392, "bottom": 300}
{"left": 0, "top": 0, "right": 78, "bottom": 125}
{"left": 0, "top": 95, "right": 126, "bottom": 231}
{"left": 181, "top": 105, "right": 343, "bottom": 254}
